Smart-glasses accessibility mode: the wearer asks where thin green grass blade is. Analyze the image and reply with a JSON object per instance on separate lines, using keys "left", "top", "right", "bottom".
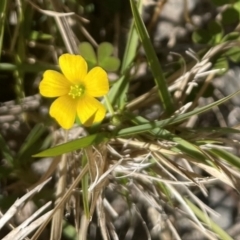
{"left": 167, "top": 184, "right": 204, "bottom": 230}
{"left": 34, "top": 90, "right": 240, "bottom": 158}
{"left": 152, "top": 172, "right": 173, "bottom": 206}
{"left": 106, "top": 74, "right": 128, "bottom": 110}
{"left": 82, "top": 151, "right": 90, "bottom": 219}
{"left": 0, "top": 0, "right": 7, "bottom": 59}
{"left": 117, "top": 89, "right": 240, "bottom": 137}
{"left": 130, "top": 0, "right": 174, "bottom": 115}
{"left": 108, "top": 0, "right": 142, "bottom": 109}
{"left": 17, "top": 124, "right": 47, "bottom": 161}
{"left": 0, "top": 133, "right": 14, "bottom": 166}
{"left": 0, "top": 63, "right": 59, "bottom": 72}
{"left": 129, "top": 114, "right": 211, "bottom": 164}
{"left": 170, "top": 136, "right": 207, "bottom": 161}
{"left": 120, "top": 0, "right": 142, "bottom": 74}
{"left": 14, "top": 0, "right": 26, "bottom": 101}
{"left": 185, "top": 198, "right": 233, "bottom": 240}
{"left": 209, "top": 148, "right": 240, "bottom": 170}
{"left": 33, "top": 132, "right": 109, "bottom": 157}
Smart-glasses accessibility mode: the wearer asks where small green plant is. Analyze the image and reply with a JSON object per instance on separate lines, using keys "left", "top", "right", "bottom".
{"left": 79, "top": 42, "right": 120, "bottom": 72}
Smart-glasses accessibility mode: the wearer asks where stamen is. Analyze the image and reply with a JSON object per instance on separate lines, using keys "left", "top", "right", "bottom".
{"left": 68, "top": 85, "right": 85, "bottom": 98}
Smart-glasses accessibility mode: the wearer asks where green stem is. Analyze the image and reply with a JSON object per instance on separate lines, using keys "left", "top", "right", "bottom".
{"left": 104, "top": 95, "right": 121, "bottom": 125}
{"left": 104, "top": 95, "right": 114, "bottom": 116}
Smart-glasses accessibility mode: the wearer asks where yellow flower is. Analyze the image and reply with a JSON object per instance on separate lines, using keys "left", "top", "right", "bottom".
{"left": 39, "top": 54, "right": 109, "bottom": 129}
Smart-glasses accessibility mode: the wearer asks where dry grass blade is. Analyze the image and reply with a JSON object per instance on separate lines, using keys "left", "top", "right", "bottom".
{"left": 186, "top": 220, "right": 218, "bottom": 240}
{"left": 0, "top": 178, "right": 51, "bottom": 230}
{"left": 50, "top": 0, "right": 79, "bottom": 54}
{"left": 103, "top": 198, "right": 118, "bottom": 219}
{"left": 78, "top": 145, "right": 110, "bottom": 240}
{"left": 79, "top": 214, "right": 89, "bottom": 240}
{"left": 26, "top": 0, "right": 74, "bottom": 17}
{"left": 50, "top": 153, "right": 68, "bottom": 240}
{"left": 96, "top": 196, "right": 109, "bottom": 240}
{"left": 31, "top": 164, "right": 89, "bottom": 240}
{"left": 3, "top": 206, "right": 53, "bottom": 240}
{"left": 193, "top": 162, "right": 236, "bottom": 189}
{"left": 107, "top": 221, "right": 118, "bottom": 240}
{"left": 165, "top": 183, "right": 205, "bottom": 231}
{"left": 115, "top": 138, "right": 177, "bottom": 156}
{"left": 89, "top": 158, "right": 124, "bottom": 192}
{"left": 14, "top": 201, "right": 52, "bottom": 231}
{"left": 153, "top": 152, "right": 202, "bottom": 184}
{"left": 166, "top": 218, "right": 181, "bottom": 240}
{"left": 87, "top": 145, "right": 109, "bottom": 217}
{"left": 29, "top": 156, "right": 61, "bottom": 191}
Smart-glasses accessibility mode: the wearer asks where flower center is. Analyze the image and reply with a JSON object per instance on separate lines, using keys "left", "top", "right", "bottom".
{"left": 68, "top": 84, "right": 85, "bottom": 99}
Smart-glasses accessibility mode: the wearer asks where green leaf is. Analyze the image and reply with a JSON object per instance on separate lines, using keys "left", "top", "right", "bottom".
{"left": 192, "top": 29, "right": 211, "bottom": 44}
{"left": 221, "top": 7, "right": 239, "bottom": 25}
{"left": 209, "top": 148, "right": 240, "bottom": 170}
{"left": 97, "top": 42, "right": 114, "bottom": 62}
{"left": 99, "top": 57, "right": 120, "bottom": 72}
{"left": 106, "top": 74, "right": 129, "bottom": 111}
{"left": 130, "top": 0, "right": 174, "bottom": 115}
{"left": 208, "top": 21, "right": 223, "bottom": 44}
{"left": 234, "top": 1, "right": 240, "bottom": 12}
{"left": 79, "top": 42, "right": 97, "bottom": 70}
{"left": 221, "top": 32, "right": 240, "bottom": 42}
{"left": 172, "top": 136, "right": 208, "bottom": 163}
{"left": 224, "top": 46, "right": 240, "bottom": 63}
{"left": 212, "top": 56, "right": 228, "bottom": 74}
{"left": 33, "top": 132, "right": 109, "bottom": 157}
{"left": 192, "top": 21, "right": 223, "bottom": 45}
{"left": 185, "top": 198, "right": 234, "bottom": 240}
{"left": 97, "top": 42, "right": 120, "bottom": 72}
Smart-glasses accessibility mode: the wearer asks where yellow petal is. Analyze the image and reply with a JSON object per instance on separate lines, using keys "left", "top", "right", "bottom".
{"left": 84, "top": 67, "right": 109, "bottom": 97}
{"left": 77, "top": 95, "right": 106, "bottom": 126}
{"left": 39, "top": 70, "right": 70, "bottom": 97}
{"left": 50, "top": 95, "right": 77, "bottom": 129}
{"left": 59, "top": 54, "right": 87, "bottom": 84}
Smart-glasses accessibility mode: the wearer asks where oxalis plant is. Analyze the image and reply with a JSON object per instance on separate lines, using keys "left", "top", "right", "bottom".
{"left": 1, "top": 0, "right": 240, "bottom": 239}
